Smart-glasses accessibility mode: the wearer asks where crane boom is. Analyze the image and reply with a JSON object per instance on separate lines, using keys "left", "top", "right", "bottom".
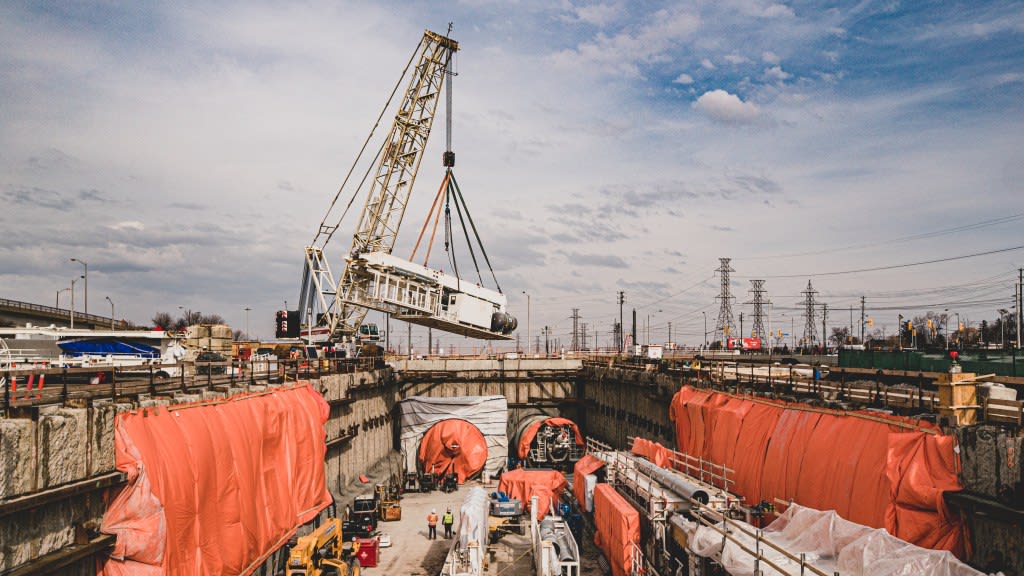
{"left": 297, "top": 29, "right": 516, "bottom": 345}
{"left": 301, "top": 30, "right": 457, "bottom": 342}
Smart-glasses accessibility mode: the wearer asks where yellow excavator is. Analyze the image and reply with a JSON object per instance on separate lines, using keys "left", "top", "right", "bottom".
{"left": 285, "top": 518, "right": 361, "bottom": 576}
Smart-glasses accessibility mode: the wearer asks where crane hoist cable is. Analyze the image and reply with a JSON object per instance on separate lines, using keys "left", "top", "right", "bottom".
{"left": 409, "top": 168, "right": 502, "bottom": 293}
{"left": 310, "top": 41, "right": 421, "bottom": 249}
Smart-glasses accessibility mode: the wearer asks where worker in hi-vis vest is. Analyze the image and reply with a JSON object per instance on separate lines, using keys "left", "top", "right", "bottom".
{"left": 442, "top": 507, "right": 454, "bottom": 538}
{"left": 427, "top": 509, "right": 438, "bottom": 539}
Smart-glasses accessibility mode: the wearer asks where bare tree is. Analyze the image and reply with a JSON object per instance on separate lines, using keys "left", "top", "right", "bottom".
{"left": 830, "top": 327, "right": 850, "bottom": 347}
{"left": 151, "top": 312, "right": 174, "bottom": 330}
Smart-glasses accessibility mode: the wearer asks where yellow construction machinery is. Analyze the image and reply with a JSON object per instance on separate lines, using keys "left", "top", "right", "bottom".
{"left": 285, "top": 518, "right": 361, "bottom": 576}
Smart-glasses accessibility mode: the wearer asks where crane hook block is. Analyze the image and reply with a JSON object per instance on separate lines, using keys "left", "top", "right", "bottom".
{"left": 443, "top": 151, "right": 455, "bottom": 167}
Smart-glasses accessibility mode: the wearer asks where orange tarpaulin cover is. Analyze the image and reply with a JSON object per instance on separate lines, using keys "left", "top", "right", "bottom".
{"left": 99, "top": 383, "right": 332, "bottom": 576}
{"left": 630, "top": 437, "right": 671, "bottom": 468}
{"left": 498, "top": 468, "right": 568, "bottom": 521}
{"left": 668, "top": 385, "right": 968, "bottom": 558}
{"left": 593, "top": 483, "right": 640, "bottom": 576}
{"left": 572, "top": 454, "right": 605, "bottom": 509}
{"left": 515, "top": 417, "right": 584, "bottom": 459}
{"left": 418, "top": 419, "right": 488, "bottom": 483}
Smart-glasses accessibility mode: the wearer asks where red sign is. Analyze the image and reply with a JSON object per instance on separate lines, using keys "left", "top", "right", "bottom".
{"left": 727, "top": 338, "right": 762, "bottom": 350}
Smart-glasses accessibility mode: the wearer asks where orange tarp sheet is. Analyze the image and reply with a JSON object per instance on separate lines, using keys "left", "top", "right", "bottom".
{"left": 572, "top": 454, "right": 605, "bottom": 509}
{"left": 418, "top": 419, "right": 488, "bottom": 483}
{"left": 668, "top": 385, "right": 967, "bottom": 558}
{"left": 498, "top": 468, "right": 568, "bottom": 521}
{"left": 99, "top": 383, "right": 332, "bottom": 576}
{"left": 630, "top": 437, "right": 671, "bottom": 468}
{"left": 516, "top": 417, "right": 584, "bottom": 459}
{"left": 593, "top": 483, "right": 640, "bottom": 576}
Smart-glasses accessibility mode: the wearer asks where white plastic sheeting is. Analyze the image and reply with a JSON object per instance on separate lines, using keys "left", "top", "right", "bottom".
{"left": 685, "top": 503, "right": 989, "bottom": 576}
{"left": 459, "top": 487, "right": 490, "bottom": 575}
{"left": 399, "top": 395, "right": 508, "bottom": 479}
{"left": 583, "top": 474, "right": 597, "bottom": 513}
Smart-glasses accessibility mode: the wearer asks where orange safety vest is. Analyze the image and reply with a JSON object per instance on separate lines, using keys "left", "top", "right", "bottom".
{"left": 427, "top": 513, "right": 438, "bottom": 526}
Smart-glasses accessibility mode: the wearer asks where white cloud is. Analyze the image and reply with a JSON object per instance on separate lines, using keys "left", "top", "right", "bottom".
{"left": 762, "top": 3, "right": 795, "bottom": 18}
{"left": 109, "top": 221, "right": 145, "bottom": 231}
{"left": 571, "top": 3, "right": 623, "bottom": 27}
{"left": 673, "top": 73, "right": 694, "bottom": 84}
{"left": 994, "top": 72, "right": 1023, "bottom": 85}
{"left": 724, "top": 53, "right": 750, "bottom": 65}
{"left": 701, "top": 58, "right": 716, "bottom": 70}
{"left": 549, "top": 6, "right": 700, "bottom": 78}
{"left": 762, "top": 51, "right": 780, "bottom": 64}
{"left": 764, "top": 65, "right": 791, "bottom": 82}
{"left": 692, "top": 89, "right": 761, "bottom": 123}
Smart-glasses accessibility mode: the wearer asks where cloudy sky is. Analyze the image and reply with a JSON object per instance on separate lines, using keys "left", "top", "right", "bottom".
{"left": 1, "top": 1, "right": 1022, "bottom": 350}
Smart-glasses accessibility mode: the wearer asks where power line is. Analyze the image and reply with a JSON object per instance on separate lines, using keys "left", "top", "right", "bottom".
{"left": 740, "top": 244, "right": 1024, "bottom": 279}
{"left": 736, "top": 211, "right": 1024, "bottom": 261}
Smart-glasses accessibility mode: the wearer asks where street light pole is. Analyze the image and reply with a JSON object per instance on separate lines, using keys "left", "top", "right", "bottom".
{"left": 244, "top": 307, "right": 252, "bottom": 340}
{"left": 521, "top": 291, "right": 530, "bottom": 356}
{"left": 955, "top": 312, "right": 961, "bottom": 349}
{"left": 56, "top": 287, "right": 69, "bottom": 309}
{"left": 944, "top": 309, "right": 950, "bottom": 351}
{"left": 70, "top": 277, "right": 79, "bottom": 328}
{"left": 71, "top": 258, "right": 88, "bottom": 316}
{"left": 702, "top": 311, "right": 707, "bottom": 349}
{"left": 105, "top": 296, "right": 114, "bottom": 330}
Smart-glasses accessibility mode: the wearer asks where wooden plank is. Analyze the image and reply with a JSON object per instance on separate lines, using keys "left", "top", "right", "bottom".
{"left": 1, "top": 534, "right": 114, "bottom": 576}
{"left": 0, "top": 472, "right": 125, "bottom": 519}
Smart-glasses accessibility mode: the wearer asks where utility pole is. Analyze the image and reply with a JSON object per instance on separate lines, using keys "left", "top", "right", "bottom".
{"left": 668, "top": 322, "right": 672, "bottom": 348}
{"left": 822, "top": 303, "right": 828, "bottom": 351}
{"left": 581, "top": 323, "right": 588, "bottom": 351}
{"left": 631, "top": 308, "right": 637, "bottom": 351}
{"left": 739, "top": 312, "right": 744, "bottom": 343}
{"left": 618, "top": 291, "right": 625, "bottom": 354}
{"left": 849, "top": 306, "right": 854, "bottom": 343}
{"left": 544, "top": 326, "right": 550, "bottom": 356}
{"left": 571, "top": 308, "right": 580, "bottom": 352}
{"left": 1018, "top": 268, "right": 1023, "bottom": 349}
{"left": 860, "top": 296, "right": 866, "bottom": 344}
{"left": 898, "top": 314, "right": 904, "bottom": 351}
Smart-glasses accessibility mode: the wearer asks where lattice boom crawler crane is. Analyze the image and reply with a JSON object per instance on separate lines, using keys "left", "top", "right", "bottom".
{"left": 296, "top": 28, "right": 516, "bottom": 346}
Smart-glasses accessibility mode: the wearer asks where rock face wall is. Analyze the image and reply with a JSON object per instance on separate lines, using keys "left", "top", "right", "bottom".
{"left": 0, "top": 400, "right": 132, "bottom": 572}
{"left": 318, "top": 369, "right": 397, "bottom": 498}
{"left": 956, "top": 425, "right": 1024, "bottom": 575}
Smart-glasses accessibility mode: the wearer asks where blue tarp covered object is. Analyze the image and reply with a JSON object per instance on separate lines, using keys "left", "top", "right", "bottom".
{"left": 58, "top": 339, "right": 160, "bottom": 358}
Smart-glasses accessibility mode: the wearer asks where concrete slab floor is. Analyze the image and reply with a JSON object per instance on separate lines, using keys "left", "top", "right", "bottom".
{"left": 363, "top": 479, "right": 604, "bottom": 576}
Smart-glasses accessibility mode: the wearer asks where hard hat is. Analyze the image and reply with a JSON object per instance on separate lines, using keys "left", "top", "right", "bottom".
{"left": 432, "top": 509, "right": 436, "bottom": 513}
{"left": 447, "top": 507, "right": 451, "bottom": 512}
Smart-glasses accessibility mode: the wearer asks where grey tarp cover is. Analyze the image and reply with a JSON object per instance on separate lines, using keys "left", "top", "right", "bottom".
{"left": 399, "top": 395, "right": 508, "bottom": 479}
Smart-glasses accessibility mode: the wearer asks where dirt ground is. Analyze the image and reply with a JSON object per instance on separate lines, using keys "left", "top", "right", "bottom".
{"left": 337, "top": 460, "right": 606, "bottom": 575}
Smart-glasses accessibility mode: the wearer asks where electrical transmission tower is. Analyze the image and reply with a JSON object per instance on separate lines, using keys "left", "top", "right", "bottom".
{"left": 801, "top": 280, "right": 818, "bottom": 348}
{"left": 715, "top": 258, "right": 736, "bottom": 342}
{"left": 748, "top": 280, "right": 767, "bottom": 340}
